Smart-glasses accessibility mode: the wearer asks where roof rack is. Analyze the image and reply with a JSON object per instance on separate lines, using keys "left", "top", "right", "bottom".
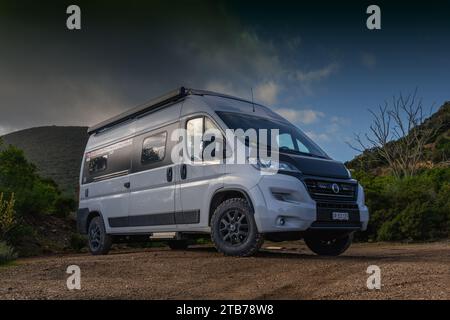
{"left": 87, "top": 87, "right": 264, "bottom": 135}
{"left": 87, "top": 87, "right": 189, "bottom": 135}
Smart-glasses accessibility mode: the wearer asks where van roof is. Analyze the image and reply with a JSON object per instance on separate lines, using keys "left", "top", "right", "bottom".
{"left": 88, "top": 87, "right": 266, "bottom": 135}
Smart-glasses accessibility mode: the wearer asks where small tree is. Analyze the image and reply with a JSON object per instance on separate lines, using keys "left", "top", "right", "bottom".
{"left": 0, "top": 192, "right": 16, "bottom": 240}
{"left": 348, "top": 89, "right": 440, "bottom": 178}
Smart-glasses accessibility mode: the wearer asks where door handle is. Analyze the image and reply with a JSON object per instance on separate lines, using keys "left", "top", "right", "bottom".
{"left": 124, "top": 182, "right": 130, "bottom": 189}
{"left": 166, "top": 167, "right": 173, "bottom": 182}
{"left": 181, "top": 164, "right": 187, "bottom": 180}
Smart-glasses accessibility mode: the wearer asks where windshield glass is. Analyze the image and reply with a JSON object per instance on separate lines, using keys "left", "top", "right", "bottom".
{"left": 216, "top": 111, "right": 329, "bottom": 159}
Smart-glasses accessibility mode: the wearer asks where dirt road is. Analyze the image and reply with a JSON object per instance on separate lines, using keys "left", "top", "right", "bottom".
{"left": 1, "top": 242, "right": 448, "bottom": 300}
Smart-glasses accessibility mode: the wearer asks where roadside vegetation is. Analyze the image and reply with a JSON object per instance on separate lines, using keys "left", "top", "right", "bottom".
{"left": 353, "top": 168, "right": 450, "bottom": 241}
{"left": 0, "top": 139, "right": 79, "bottom": 262}
{"left": 347, "top": 92, "right": 450, "bottom": 242}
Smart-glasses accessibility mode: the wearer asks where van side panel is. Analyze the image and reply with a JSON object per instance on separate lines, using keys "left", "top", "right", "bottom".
{"left": 126, "top": 122, "right": 179, "bottom": 232}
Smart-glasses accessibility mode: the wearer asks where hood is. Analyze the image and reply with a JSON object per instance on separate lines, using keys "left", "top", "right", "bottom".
{"left": 280, "top": 153, "right": 350, "bottom": 179}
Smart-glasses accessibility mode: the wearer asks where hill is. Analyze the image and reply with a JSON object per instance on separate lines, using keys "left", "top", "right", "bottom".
{"left": 346, "top": 101, "right": 450, "bottom": 172}
{"left": 1, "top": 126, "right": 89, "bottom": 197}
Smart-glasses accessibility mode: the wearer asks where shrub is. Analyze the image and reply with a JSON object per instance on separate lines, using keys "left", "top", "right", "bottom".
{"left": 69, "top": 233, "right": 86, "bottom": 252}
{"left": 53, "top": 196, "right": 77, "bottom": 217}
{"left": 0, "top": 241, "right": 17, "bottom": 265}
{"left": 0, "top": 192, "right": 16, "bottom": 239}
{"left": 0, "top": 145, "right": 60, "bottom": 217}
{"left": 357, "top": 167, "right": 450, "bottom": 241}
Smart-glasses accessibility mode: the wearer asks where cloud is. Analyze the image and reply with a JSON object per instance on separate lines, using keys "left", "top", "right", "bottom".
{"left": 295, "top": 63, "right": 339, "bottom": 83}
{"left": 254, "top": 81, "right": 279, "bottom": 105}
{"left": 305, "top": 131, "right": 330, "bottom": 142}
{"left": 0, "top": 125, "right": 15, "bottom": 137}
{"left": 275, "top": 108, "right": 325, "bottom": 124}
{"left": 330, "top": 116, "right": 350, "bottom": 126}
{"left": 361, "top": 52, "right": 377, "bottom": 69}
{"left": 0, "top": 3, "right": 339, "bottom": 135}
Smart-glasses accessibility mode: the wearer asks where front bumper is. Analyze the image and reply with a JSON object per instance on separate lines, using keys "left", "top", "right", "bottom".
{"left": 249, "top": 174, "right": 369, "bottom": 233}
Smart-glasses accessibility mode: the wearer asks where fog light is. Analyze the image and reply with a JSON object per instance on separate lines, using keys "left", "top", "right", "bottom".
{"left": 278, "top": 217, "right": 285, "bottom": 226}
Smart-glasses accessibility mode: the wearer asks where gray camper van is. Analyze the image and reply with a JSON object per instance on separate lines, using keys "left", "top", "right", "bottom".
{"left": 78, "top": 87, "right": 369, "bottom": 256}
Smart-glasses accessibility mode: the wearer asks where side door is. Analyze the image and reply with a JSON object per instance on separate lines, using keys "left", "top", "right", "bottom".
{"left": 177, "top": 115, "right": 225, "bottom": 228}
{"left": 128, "top": 123, "right": 178, "bottom": 232}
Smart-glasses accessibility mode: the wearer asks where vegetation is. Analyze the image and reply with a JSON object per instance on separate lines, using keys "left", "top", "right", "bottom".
{"left": 347, "top": 100, "right": 450, "bottom": 173}
{"left": 0, "top": 139, "right": 78, "bottom": 257}
{"left": 0, "top": 192, "right": 17, "bottom": 264}
{"left": 0, "top": 241, "right": 17, "bottom": 265}
{"left": 348, "top": 94, "right": 449, "bottom": 242}
{"left": 354, "top": 167, "right": 450, "bottom": 241}
{"left": 1, "top": 126, "right": 89, "bottom": 197}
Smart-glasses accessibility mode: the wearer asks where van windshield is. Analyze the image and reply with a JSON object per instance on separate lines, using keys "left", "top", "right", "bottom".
{"left": 216, "top": 111, "right": 329, "bottom": 159}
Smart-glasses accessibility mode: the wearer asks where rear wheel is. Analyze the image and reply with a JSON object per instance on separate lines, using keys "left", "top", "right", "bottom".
{"left": 211, "top": 198, "right": 263, "bottom": 257}
{"left": 304, "top": 232, "right": 353, "bottom": 256}
{"left": 88, "top": 216, "right": 112, "bottom": 255}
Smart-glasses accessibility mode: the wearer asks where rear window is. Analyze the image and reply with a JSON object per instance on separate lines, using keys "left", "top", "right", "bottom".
{"left": 82, "top": 138, "right": 133, "bottom": 184}
{"left": 88, "top": 155, "right": 108, "bottom": 173}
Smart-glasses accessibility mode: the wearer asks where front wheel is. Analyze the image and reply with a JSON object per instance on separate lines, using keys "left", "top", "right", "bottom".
{"left": 88, "top": 216, "right": 112, "bottom": 255}
{"left": 211, "top": 198, "right": 264, "bottom": 257}
{"left": 304, "top": 232, "right": 353, "bottom": 256}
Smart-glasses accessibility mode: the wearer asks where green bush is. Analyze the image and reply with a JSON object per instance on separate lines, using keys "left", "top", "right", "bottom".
{"left": 53, "top": 197, "right": 77, "bottom": 218}
{"left": 69, "top": 233, "right": 86, "bottom": 252}
{"left": 0, "top": 192, "right": 16, "bottom": 239}
{"left": 0, "top": 144, "right": 61, "bottom": 217}
{"left": 0, "top": 241, "right": 17, "bottom": 265}
{"left": 356, "top": 167, "right": 450, "bottom": 241}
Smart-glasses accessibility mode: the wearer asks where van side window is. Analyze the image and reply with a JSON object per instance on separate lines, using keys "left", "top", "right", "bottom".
{"left": 83, "top": 138, "right": 133, "bottom": 184}
{"left": 141, "top": 132, "right": 167, "bottom": 164}
{"left": 186, "top": 116, "right": 223, "bottom": 161}
{"left": 186, "top": 117, "right": 204, "bottom": 161}
{"left": 88, "top": 155, "right": 108, "bottom": 173}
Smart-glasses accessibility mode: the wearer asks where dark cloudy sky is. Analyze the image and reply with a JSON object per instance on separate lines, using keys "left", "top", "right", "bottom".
{"left": 1, "top": 0, "right": 450, "bottom": 161}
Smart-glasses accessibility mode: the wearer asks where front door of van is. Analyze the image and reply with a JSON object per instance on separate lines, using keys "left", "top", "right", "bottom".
{"left": 177, "top": 116, "right": 225, "bottom": 228}
{"left": 128, "top": 123, "right": 178, "bottom": 232}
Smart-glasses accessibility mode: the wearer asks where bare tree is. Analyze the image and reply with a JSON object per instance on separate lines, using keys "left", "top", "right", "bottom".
{"left": 348, "top": 89, "right": 439, "bottom": 178}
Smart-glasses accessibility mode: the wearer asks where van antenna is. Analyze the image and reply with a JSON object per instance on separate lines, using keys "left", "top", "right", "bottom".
{"left": 251, "top": 87, "right": 255, "bottom": 112}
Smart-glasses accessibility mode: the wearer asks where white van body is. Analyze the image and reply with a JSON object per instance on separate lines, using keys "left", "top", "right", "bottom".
{"left": 78, "top": 88, "right": 369, "bottom": 256}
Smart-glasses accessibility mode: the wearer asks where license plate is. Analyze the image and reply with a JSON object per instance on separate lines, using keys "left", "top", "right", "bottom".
{"left": 332, "top": 212, "right": 349, "bottom": 221}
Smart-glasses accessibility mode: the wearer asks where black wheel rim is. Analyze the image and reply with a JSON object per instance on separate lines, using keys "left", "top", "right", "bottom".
{"left": 219, "top": 209, "right": 249, "bottom": 246}
{"left": 89, "top": 223, "right": 102, "bottom": 250}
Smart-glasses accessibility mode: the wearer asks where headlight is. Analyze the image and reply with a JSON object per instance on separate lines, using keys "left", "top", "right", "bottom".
{"left": 346, "top": 167, "right": 352, "bottom": 178}
{"left": 251, "top": 158, "right": 301, "bottom": 174}
{"left": 359, "top": 184, "right": 365, "bottom": 205}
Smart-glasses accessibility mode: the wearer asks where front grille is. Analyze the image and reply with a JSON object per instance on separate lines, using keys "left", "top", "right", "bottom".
{"left": 304, "top": 179, "right": 357, "bottom": 202}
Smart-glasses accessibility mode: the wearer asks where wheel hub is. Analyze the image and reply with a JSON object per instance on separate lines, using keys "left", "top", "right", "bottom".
{"left": 219, "top": 209, "right": 249, "bottom": 246}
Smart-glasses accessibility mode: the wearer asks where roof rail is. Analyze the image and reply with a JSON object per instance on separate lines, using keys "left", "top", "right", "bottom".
{"left": 87, "top": 86, "right": 265, "bottom": 135}
{"left": 87, "top": 87, "right": 188, "bottom": 135}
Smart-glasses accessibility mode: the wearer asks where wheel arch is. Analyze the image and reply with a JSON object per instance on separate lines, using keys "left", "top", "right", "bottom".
{"left": 208, "top": 188, "right": 254, "bottom": 226}
{"left": 82, "top": 210, "right": 103, "bottom": 234}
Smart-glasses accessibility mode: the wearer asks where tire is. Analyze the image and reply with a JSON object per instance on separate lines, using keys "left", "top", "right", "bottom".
{"left": 210, "top": 198, "right": 263, "bottom": 257}
{"left": 87, "top": 216, "right": 112, "bottom": 255}
{"left": 168, "top": 240, "right": 189, "bottom": 250}
{"left": 304, "top": 232, "right": 353, "bottom": 256}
